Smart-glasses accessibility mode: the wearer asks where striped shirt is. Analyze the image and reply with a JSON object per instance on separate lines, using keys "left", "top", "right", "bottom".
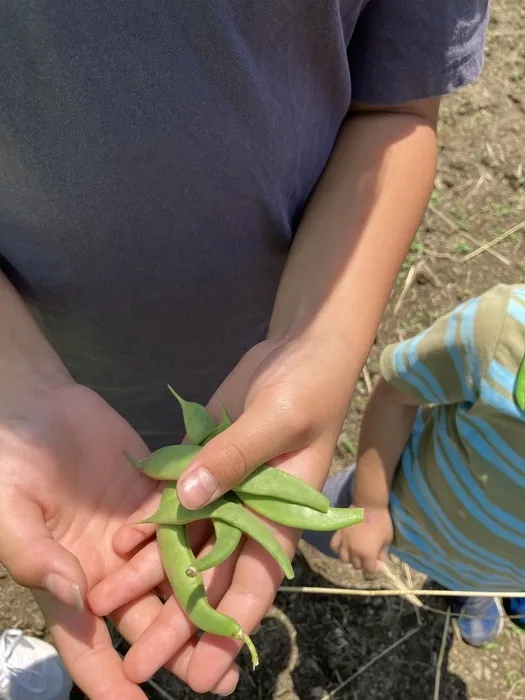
{"left": 380, "top": 284, "right": 525, "bottom": 591}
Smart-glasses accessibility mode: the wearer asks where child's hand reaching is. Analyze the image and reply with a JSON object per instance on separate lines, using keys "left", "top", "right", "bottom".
{"left": 324, "top": 378, "right": 421, "bottom": 575}
{"left": 329, "top": 506, "right": 394, "bottom": 574}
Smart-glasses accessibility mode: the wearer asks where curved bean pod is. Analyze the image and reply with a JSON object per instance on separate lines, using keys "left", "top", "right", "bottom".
{"left": 157, "top": 523, "right": 258, "bottom": 668}
{"left": 125, "top": 444, "right": 201, "bottom": 477}
{"left": 237, "top": 493, "right": 364, "bottom": 531}
{"left": 187, "top": 520, "right": 243, "bottom": 577}
{"left": 236, "top": 466, "right": 329, "bottom": 512}
{"left": 141, "top": 487, "right": 294, "bottom": 580}
{"left": 128, "top": 444, "right": 329, "bottom": 513}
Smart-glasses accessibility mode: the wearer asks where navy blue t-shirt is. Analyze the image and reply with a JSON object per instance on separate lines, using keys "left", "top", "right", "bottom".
{"left": 0, "top": 1, "right": 489, "bottom": 447}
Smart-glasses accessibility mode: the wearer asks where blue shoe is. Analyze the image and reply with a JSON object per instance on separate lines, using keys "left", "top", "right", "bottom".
{"left": 452, "top": 596, "right": 504, "bottom": 647}
{"left": 503, "top": 597, "right": 525, "bottom": 631}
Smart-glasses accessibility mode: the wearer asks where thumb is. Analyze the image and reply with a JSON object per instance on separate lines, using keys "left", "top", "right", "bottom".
{"left": 177, "top": 393, "right": 304, "bottom": 509}
{"left": 0, "top": 495, "right": 87, "bottom": 612}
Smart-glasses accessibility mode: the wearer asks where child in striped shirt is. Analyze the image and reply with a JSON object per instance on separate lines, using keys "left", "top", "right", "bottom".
{"left": 303, "top": 283, "right": 525, "bottom": 645}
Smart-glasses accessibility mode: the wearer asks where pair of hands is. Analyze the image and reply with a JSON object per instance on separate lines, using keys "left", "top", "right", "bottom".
{"left": 0, "top": 332, "right": 354, "bottom": 699}
{"left": 330, "top": 505, "right": 394, "bottom": 574}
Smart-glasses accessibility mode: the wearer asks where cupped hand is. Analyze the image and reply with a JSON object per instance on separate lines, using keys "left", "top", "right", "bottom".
{"left": 89, "top": 333, "right": 358, "bottom": 694}
{"left": 330, "top": 505, "right": 393, "bottom": 573}
{"left": 0, "top": 382, "right": 238, "bottom": 699}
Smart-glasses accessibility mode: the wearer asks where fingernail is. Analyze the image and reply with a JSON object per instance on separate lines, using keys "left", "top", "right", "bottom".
{"left": 178, "top": 466, "right": 219, "bottom": 509}
{"left": 43, "top": 574, "right": 84, "bottom": 612}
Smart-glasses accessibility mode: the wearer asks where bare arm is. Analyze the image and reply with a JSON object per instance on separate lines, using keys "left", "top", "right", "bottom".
{"left": 0, "top": 272, "right": 71, "bottom": 402}
{"left": 177, "top": 99, "right": 441, "bottom": 505}
{"left": 268, "top": 98, "right": 439, "bottom": 390}
{"left": 330, "top": 377, "right": 424, "bottom": 572}
{"left": 351, "top": 378, "right": 423, "bottom": 509}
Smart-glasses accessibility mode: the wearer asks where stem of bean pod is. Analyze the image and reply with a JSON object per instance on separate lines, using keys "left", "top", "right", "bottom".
{"left": 235, "top": 630, "right": 259, "bottom": 669}
{"left": 181, "top": 560, "right": 259, "bottom": 666}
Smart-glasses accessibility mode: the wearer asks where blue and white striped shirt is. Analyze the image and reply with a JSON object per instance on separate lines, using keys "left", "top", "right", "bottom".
{"left": 380, "top": 284, "right": 525, "bottom": 591}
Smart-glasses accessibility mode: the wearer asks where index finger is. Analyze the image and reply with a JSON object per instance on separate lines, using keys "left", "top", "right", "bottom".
{"left": 112, "top": 483, "right": 163, "bottom": 556}
{"left": 34, "top": 591, "right": 148, "bottom": 700}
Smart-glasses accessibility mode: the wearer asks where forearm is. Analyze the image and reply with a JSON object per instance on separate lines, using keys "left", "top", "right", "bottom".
{"left": 268, "top": 105, "right": 437, "bottom": 385}
{"left": 352, "top": 379, "right": 419, "bottom": 508}
{"left": 0, "top": 272, "right": 71, "bottom": 398}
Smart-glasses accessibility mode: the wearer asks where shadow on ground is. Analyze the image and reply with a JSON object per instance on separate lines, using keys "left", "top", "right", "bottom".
{"left": 69, "top": 551, "right": 466, "bottom": 700}
{"left": 267, "top": 555, "right": 467, "bottom": 700}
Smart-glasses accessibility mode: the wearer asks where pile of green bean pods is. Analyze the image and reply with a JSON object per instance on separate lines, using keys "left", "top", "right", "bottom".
{"left": 125, "top": 386, "right": 364, "bottom": 669}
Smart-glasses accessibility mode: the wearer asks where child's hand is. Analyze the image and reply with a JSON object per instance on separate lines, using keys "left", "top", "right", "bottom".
{"left": 329, "top": 506, "right": 393, "bottom": 574}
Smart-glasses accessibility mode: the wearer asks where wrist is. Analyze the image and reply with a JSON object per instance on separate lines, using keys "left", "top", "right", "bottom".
{"left": 353, "top": 502, "right": 391, "bottom": 529}
{"left": 266, "top": 321, "right": 362, "bottom": 396}
{"left": 351, "top": 471, "right": 390, "bottom": 511}
{"left": 267, "top": 298, "right": 379, "bottom": 401}
{"left": 0, "top": 363, "right": 74, "bottom": 418}
{"left": 352, "top": 495, "right": 390, "bottom": 511}
{"left": 0, "top": 274, "right": 73, "bottom": 405}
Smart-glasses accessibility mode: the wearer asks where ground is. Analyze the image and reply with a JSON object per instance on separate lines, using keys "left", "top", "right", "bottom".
{"left": 1, "top": 2, "right": 524, "bottom": 698}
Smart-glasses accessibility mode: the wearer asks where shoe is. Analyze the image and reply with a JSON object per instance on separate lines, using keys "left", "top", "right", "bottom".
{"left": 452, "top": 596, "right": 504, "bottom": 647}
{"left": 503, "top": 597, "right": 525, "bottom": 632}
{"left": 0, "top": 629, "right": 72, "bottom": 700}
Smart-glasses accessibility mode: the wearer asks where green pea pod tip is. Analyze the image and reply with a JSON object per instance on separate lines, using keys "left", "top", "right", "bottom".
{"left": 166, "top": 384, "right": 217, "bottom": 444}
{"left": 166, "top": 383, "right": 184, "bottom": 403}
{"left": 123, "top": 450, "right": 142, "bottom": 470}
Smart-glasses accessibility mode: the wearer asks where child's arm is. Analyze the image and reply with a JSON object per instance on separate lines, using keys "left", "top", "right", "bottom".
{"left": 331, "top": 378, "right": 423, "bottom": 572}
{"left": 352, "top": 378, "right": 423, "bottom": 510}
{"left": 332, "top": 284, "right": 512, "bottom": 573}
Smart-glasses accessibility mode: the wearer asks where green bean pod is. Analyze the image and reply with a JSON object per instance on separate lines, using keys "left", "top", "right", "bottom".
{"left": 125, "top": 444, "right": 201, "bottom": 477}
{"left": 157, "top": 523, "right": 258, "bottom": 668}
{"left": 515, "top": 354, "right": 525, "bottom": 412}
{"left": 201, "top": 402, "right": 233, "bottom": 445}
{"left": 140, "top": 487, "right": 294, "bottom": 580}
{"left": 236, "top": 466, "right": 329, "bottom": 512}
{"left": 187, "top": 520, "right": 243, "bottom": 577}
{"left": 237, "top": 493, "right": 364, "bottom": 531}
{"left": 167, "top": 385, "right": 217, "bottom": 445}
{"left": 128, "top": 444, "right": 329, "bottom": 513}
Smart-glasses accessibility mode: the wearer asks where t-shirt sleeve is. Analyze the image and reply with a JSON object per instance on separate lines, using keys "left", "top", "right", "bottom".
{"left": 379, "top": 284, "right": 510, "bottom": 405}
{"left": 348, "top": 0, "right": 489, "bottom": 105}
